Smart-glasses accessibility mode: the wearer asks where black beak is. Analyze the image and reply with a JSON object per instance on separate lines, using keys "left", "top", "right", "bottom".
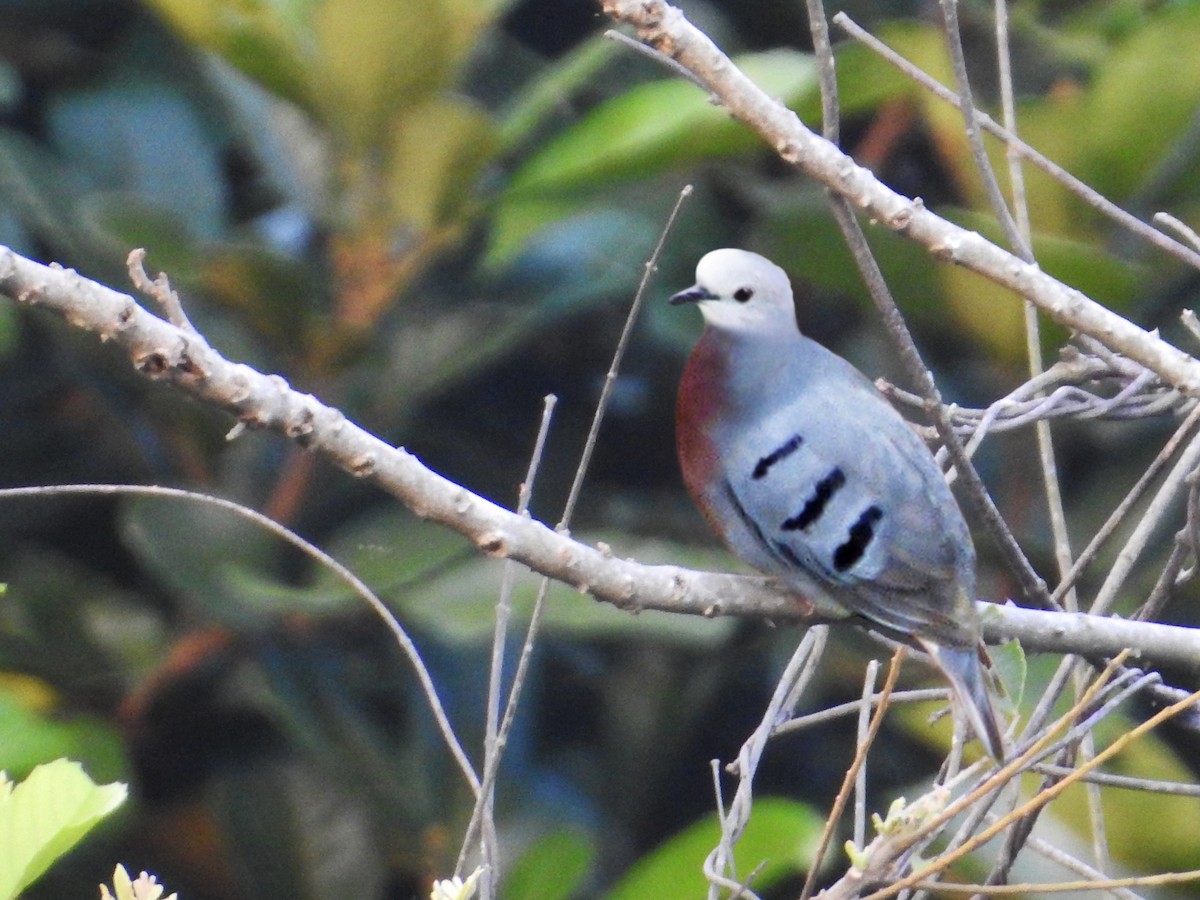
{"left": 669, "top": 285, "right": 717, "bottom": 306}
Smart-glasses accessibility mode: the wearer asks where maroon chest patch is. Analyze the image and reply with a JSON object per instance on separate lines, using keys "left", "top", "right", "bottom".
{"left": 676, "top": 328, "right": 731, "bottom": 528}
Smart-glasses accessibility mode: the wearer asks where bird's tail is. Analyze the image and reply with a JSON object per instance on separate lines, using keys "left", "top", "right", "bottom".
{"left": 922, "top": 641, "right": 1006, "bottom": 761}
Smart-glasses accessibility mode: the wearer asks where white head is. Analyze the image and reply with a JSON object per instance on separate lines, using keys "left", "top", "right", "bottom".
{"left": 670, "top": 248, "right": 797, "bottom": 333}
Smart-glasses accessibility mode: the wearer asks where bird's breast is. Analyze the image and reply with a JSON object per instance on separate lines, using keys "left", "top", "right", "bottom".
{"left": 676, "top": 329, "right": 734, "bottom": 533}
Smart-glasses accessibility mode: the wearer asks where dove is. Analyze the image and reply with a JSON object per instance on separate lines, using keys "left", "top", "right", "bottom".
{"left": 672, "top": 248, "right": 1003, "bottom": 759}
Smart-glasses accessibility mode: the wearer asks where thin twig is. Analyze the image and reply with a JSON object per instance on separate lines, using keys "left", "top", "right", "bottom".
{"left": 1016, "top": 665, "right": 1174, "bottom": 890}
{"left": 458, "top": 395, "right": 557, "bottom": 881}
{"left": 854, "top": 661, "right": 880, "bottom": 850}
{"left": 863, "top": 680, "right": 1200, "bottom": 899}
{"left": 464, "top": 185, "right": 692, "bottom": 888}
{"left": 936, "top": 0, "right": 1028, "bottom": 260}
{"left": 602, "top": 28, "right": 707, "bottom": 90}
{"left": 829, "top": 192, "right": 1053, "bottom": 608}
{"left": 557, "top": 184, "right": 692, "bottom": 529}
{"left": 1155, "top": 212, "right": 1200, "bottom": 252}
{"left": 775, "top": 688, "right": 949, "bottom": 733}
{"left": 984, "top": 6, "right": 1099, "bottom": 869}
{"left": 0, "top": 483, "right": 480, "bottom": 792}
{"left": 1032, "top": 763, "right": 1200, "bottom": 797}
{"left": 1014, "top": 830, "right": 1142, "bottom": 900}
{"left": 1090, "top": 429, "right": 1200, "bottom": 616}
{"left": 1136, "top": 536, "right": 1193, "bottom": 622}
{"left": 127, "top": 248, "right": 199, "bottom": 334}
{"left": 910, "top": 868, "right": 1200, "bottom": 894}
{"left": 900, "top": 654, "right": 1132, "bottom": 873}
{"left": 706, "top": 627, "right": 828, "bottom": 899}
{"left": 800, "top": 648, "right": 904, "bottom": 900}
{"left": 801, "top": 0, "right": 840, "bottom": 144}
{"left": 1052, "top": 402, "right": 1200, "bottom": 606}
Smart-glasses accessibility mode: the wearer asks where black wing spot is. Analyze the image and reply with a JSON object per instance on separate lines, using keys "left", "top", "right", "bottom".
{"left": 781, "top": 467, "right": 845, "bottom": 531}
{"left": 833, "top": 505, "right": 883, "bottom": 572}
{"left": 752, "top": 434, "right": 804, "bottom": 480}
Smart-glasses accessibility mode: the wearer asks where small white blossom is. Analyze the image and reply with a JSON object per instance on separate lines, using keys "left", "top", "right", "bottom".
{"left": 99, "top": 864, "right": 178, "bottom": 900}
{"left": 430, "top": 866, "right": 486, "bottom": 900}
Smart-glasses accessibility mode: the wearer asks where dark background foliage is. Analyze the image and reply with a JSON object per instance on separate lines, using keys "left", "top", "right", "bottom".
{"left": 2, "top": 0, "right": 1200, "bottom": 896}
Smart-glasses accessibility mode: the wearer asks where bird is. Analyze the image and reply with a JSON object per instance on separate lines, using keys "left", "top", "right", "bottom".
{"left": 671, "top": 248, "right": 1004, "bottom": 759}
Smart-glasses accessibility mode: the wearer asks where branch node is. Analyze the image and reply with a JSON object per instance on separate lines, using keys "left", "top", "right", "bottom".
{"left": 132, "top": 348, "right": 171, "bottom": 378}
{"left": 477, "top": 531, "right": 509, "bottom": 558}
{"left": 777, "top": 140, "right": 801, "bottom": 163}
{"left": 284, "top": 403, "right": 317, "bottom": 442}
{"left": 348, "top": 453, "right": 378, "bottom": 477}
{"left": 887, "top": 203, "right": 916, "bottom": 231}
{"left": 930, "top": 237, "right": 963, "bottom": 262}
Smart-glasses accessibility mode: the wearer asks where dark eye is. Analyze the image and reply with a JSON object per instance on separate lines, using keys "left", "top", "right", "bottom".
{"left": 733, "top": 287, "right": 753, "bottom": 303}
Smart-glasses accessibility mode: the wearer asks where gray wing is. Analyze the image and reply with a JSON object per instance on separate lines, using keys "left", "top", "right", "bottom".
{"left": 720, "top": 359, "right": 978, "bottom": 646}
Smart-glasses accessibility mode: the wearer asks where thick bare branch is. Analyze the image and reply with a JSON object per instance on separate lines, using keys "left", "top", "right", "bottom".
{"left": 3, "top": 247, "right": 1200, "bottom": 673}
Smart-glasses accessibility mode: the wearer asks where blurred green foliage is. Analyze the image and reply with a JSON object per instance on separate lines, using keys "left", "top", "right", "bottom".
{"left": 0, "top": 0, "right": 1198, "bottom": 897}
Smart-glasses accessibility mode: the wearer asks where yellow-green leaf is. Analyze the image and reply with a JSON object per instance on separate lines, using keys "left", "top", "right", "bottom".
{"left": 0, "top": 760, "right": 127, "bottom": 900}
{"left": 312, "top": 0, "right": 451, "bottom": 148}
{"left": 388, "top": 96, "right": 497, "bottom": 231}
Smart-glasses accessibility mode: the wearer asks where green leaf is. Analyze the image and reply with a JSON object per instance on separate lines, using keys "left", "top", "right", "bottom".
{"left": 757, "top": 188, "right": 943, "bottom": 313}
{"left": 503, "top": 827, "right": 595, "bottom": 900}
{"left": 490, "top": 50, "right": 815, "bottom": 264}
{"left": 485, "top": 195, "right": 583, "bottom": 268}
{"left": 504, "top": 50, "right": 817, "bottom": 199}
{"left": 604, "top": 797, "right": 824, "bottom": 900}
{"left": 985, "top": 635, "right": 1026, "bottom": 719}
{"left": 144, "top": 0, "right": 315, "bottom": 110}
{"left": 1076, "top": 3, "right": 1200, "bottom": 198}
{"left": 0, "top": 685, "right": 126, "bottom": 780}
{"left": 0, "top": 759, "right": 127, "bottom": 900}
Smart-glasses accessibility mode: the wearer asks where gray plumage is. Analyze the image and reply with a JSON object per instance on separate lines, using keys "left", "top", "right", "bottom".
{"left": 673, "top": 248, "right": 1003, "bottom": 758}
